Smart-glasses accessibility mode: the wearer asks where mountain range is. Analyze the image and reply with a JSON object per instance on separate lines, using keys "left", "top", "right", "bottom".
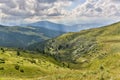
{"left": 0, "top": 0, "right": 120, "bottom": 79}
{"left": 26, "top": 21, "right": 105, "bottom": 32}
{"left": 0, "top": 20, "right": 105, "bottom": 48}
{"left": 0, "top": 21, "right": 120, "bottom": 80}
{"left": 0, "top": 25, "right": 64, "bottom": 48}
{"left": 0, "top": 22, "right": 120, "bottom": 80}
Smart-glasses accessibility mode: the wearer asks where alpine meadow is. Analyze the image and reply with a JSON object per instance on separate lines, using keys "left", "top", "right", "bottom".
{"left": 0, "top": 0, "right": 120, "bottom": 80}
{"left": 0, "top": 22, "right": 120, "bottom": 80}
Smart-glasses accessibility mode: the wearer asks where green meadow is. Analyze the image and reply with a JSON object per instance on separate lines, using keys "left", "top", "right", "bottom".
{"left": 0, "top": 22, "right": 120, "bottom": 80}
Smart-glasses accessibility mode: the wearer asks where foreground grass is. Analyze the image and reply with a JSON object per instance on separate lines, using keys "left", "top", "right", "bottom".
{"left": 0, "top": 48, "right": 71, "bottom": 80}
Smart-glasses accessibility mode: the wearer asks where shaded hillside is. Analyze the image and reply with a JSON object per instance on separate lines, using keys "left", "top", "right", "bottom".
{"left": 0, "top": 25, "right": 64, "bottom": 48}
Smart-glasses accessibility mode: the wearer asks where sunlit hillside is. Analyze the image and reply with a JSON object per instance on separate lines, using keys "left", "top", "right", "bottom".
{"left": 29, "top": 22, "right": 120, "bottom": 80}
{"left": 0, "top": 22, "right": 120, "bottom": 80}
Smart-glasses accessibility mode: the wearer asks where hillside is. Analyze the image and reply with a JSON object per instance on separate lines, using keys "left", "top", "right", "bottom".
{"left": 27, "top": 22, "right": 120, "bottom": 80}
{"left": 1, "top": 22, "right": 120, "bottom": 80}
{"left": 0, "top": 47, "right": 71, "bottom": 80}
{"left": 0, "top": 25, "right": 64, "bottom": 48}
{"left": 33, "top": 23, "right": 120, "bottom": 61}
{"left": 41, "top": 22, "right": 120, "bottom": 67}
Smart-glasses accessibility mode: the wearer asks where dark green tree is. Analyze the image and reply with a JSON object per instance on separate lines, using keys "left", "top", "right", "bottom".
{"left": 17, "top": 51, "right": 20, "bottom": 56}
{"left": 1, "top": 48, "right": 5, "bottom": 53}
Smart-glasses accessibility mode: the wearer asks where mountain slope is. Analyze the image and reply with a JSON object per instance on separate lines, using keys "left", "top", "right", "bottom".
{"left": 31, "top": 22, "right": 120, "bottom": 68}
{"left": 0, "top": 25, "right": 64, "bottom": 48}
{"left": 1, "top": 22, "right": 120, "bottom": 80}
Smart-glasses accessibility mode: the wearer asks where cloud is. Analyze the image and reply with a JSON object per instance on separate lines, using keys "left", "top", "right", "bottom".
{"left": 110, "top": 0, "right": 120, "bottom": 3}
{"left": 71, "top": 0, "right": 120, "bottom": 17}
{"left": 0, "top": 0, "right": 120, "bottom": 25}
{"left": 0, "top": 0, "right": 72, "bottom": 20}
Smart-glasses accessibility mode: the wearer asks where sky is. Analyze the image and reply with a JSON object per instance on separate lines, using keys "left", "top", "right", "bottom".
{"left": 0, "top": 0, "right": 120, "bottom": 25}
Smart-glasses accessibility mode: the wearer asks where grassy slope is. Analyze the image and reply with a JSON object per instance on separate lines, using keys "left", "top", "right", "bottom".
{"left": 44, "top": 22, "right": 120, "bottom": 61}
{"left": 41, "top": 22, "right": 120, "bottom": 80}
{"left": 0, "top": 48, "right": 70, "bottom": 80}
{"left": 1, "top": 22, "right": 120, "bottom": 80}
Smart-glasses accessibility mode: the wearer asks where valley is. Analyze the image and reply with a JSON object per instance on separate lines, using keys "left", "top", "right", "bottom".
{"left": 0, "top": 0, "right": 120, "bottom": 79}
{"left": 0, "top": 22, "right": 120, "bottom": 80}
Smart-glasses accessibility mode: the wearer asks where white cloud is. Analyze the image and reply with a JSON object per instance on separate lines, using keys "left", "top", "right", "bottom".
{"left": 0, "top": 0, "right": 120, "bottom": 25}
{"left": 72, "top": 0, "right": 120, "bottom": 17}
{"left": 0, "top": 0, "right": 73, "bottom": 21}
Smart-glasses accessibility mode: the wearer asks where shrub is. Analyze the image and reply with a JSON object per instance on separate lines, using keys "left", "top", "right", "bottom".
{"left": 15, "top": 64, "right": 20, "bottom": 70}
{"left": 20, "top": 69, "right": 24, "bottom": 73}
{"left": 0, "top": 59, "right": 5, "bottom": 64}
{"left": 100, "top": 76, "right": 104, "bottom": 80}
{"left": 27, "top": 59, "right": 36, "bottom": 64}
{"left": 17, "top": 51, "right": 20, "bottom": 56}
{"left": 62, "top": 63, "right": 65, "bottom": 67}
{"left": 1, "top": 48, "right": 5, "bottom": 53}
{"left": 100, "top": 65, "right": 104, "bottom": 71}
{"left": 67, "top": 63, "right": 70, "bottom": 68}
{"left": 0, "top": 67, "right": 4, "bottom": 70}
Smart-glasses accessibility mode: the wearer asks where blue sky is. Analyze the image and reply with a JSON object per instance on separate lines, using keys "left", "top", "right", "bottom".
{"left": 68, "top": 0, "right": 86, "bottom": 10}
{"left": 0, "top": 0, "right": 120, "bottom": 25}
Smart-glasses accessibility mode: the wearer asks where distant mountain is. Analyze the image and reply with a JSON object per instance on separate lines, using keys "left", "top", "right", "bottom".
{"left": 27, "top": 21, "right": 70, "bottom": 32}
{"left": 0, "top": 25, "right": 64, "bottom": 48}
{"left": 72, "top": 23, "right": 105, "bottom": 30}
{"left": 27, "top": 21, "right": 105, "bottom": 32}
{"left": 0, "top": 25, "right": 8, "bottom": 28}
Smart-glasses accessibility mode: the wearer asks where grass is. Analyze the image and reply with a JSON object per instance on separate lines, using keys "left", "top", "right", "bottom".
{"left": 37, "top": 22, "right": 120, "bottom": 80}
{"left": 0, "top": 48, "right": 71, "bottom": 80}
{"left": 1, "top": 22, "right": 120, "bottom": 80}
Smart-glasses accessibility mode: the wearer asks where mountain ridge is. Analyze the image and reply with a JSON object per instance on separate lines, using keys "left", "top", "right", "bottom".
{"left": 26, "top": 21, "right": 105, "bottom": 32}
{"left": 0, "top": 25, "right": 64, "bottom": 48}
